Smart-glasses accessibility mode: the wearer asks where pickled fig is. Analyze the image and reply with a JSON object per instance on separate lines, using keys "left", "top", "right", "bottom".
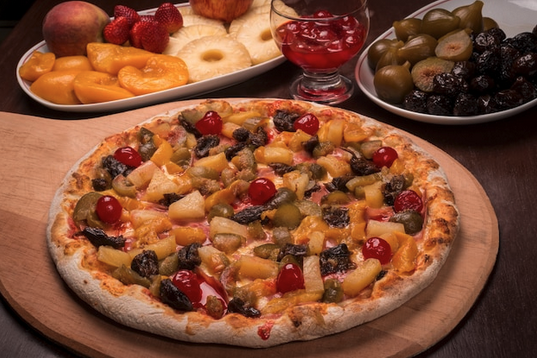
{"left": 374, "top": 62, "right": 414, "bottom": 104}
{"left": 421, "top": 8, "right": 460, "bottom": 39}
{"left": 482, "top": 17, "right": 499, "bottom": 32}
{"left": 375, "top": 47, "right": 405, "bottom": 71}
{"left": 397, "top": 34, "right": 438, "bottom": 65}
{"left": 435, "top": 29, "right": 473, "bottom": 61}
{"left": 393, "top": 18, "right": 422, "bottom": 42}
{"left": 367, "top": 39, "right": 404, "bottom": 70}
{"left": 411, "top": 57, "right": 455, "bottom": 92}
{"left": 452, "top": 0, "right": 484, "bottom": 35}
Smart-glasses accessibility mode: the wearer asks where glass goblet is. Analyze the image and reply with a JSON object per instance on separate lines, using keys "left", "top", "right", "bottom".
{"left": 270, "top": 0, "right": 370, "bottom": 105}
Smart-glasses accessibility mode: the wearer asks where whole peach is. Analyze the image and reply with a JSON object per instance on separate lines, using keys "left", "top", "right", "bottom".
{"left": 42, "top": 1, "right": 110, "bottom": 57}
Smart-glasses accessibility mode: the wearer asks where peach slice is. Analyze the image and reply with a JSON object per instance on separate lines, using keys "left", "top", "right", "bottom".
{"left": 30, "top": 70, "right": 81, "bottom": 105}
{"left": 73, "top": 71, "right": 135, "bottom": 104}
{"left": 118, "top": 55, "right": 188, "bottom": 96}
{"left": 52, "top": 55, "right": 94, "bottom": 71}
{"left": 86, "top": 42, "right": 155, "bottom": 75}
{"left": 19, "top": 51, "right": 56, "bottom": 82}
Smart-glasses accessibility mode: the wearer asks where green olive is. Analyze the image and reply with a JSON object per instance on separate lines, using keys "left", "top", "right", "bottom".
{"left": 112, "top": 174, "right": 136, "bottom": 197}
{"left": 267, "top": 187, "right": 298, "bottom": 208}
{"left": 280, "top": 254, "right": 301, "bottom": 267}
{"left": 390, "top": 210, "right": 424, "bottom": 235}
{"left": 397, "top": 34, "right": 438, "bottom": 65}
{"left": 312, "top": 141, "right": 335, "bottom": 158}
{"left": 322, "top": 278, "right": 344, "bottom": 303}
{"left": 112, "top": 265, "right": 151, "bottom": 288}
{"left": 393, "top": 18, "right": 422, "bottom": 42}
{"left": 253, "top": 243, "right": 280, "bottom": 259}
{"left": 421, "top": 8, "right": 461, "bottom": 39}
{"left": 272, "top": 203, "right": 303, "bottom": 229}
{"left": 247, "top": 221, "right": 267, "bottom": 241}
{"left": 73, "top": 192, "right": 102, "bottom": 224}
{"left": 360, "top": 140, "right": 382, "bottom": 159}
{"left": 452, "top": 0, "right": 484, "bottom": 34}
{"left": 294, "top": 200, "right": 322, "bottom": 217}
{"left": 212, "top": 233, "right": 244, "bottom": 254}
{"left": 207, "top": 203, "right": 235, "bottom": 222}
{"left": 186, "top": 166, "right": 219, "bottom": 180}
{"left": 321, "top": 190, "right": 351, "bottom": 205}
{"left": 373, "top": 62, "right": 414, "bottom": 104}
{"left": 272, "top": 227, "right": 292, "bottom": 246}
{"left": 170, "top": 147, "right": 191, "bottom": 167}
{"left": 367, "top": 38, "right": 404, "bottom": 70}
{"left": 158, "top": 253, "right": 179, "bottom": 276}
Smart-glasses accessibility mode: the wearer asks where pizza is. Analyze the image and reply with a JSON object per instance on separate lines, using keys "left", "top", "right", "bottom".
{"left": 47, "top": 98, "right": 459, "bottom": 348}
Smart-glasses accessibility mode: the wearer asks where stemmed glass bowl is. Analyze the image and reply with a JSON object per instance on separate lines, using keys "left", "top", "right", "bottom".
{"left": 270, "top": 0, "right": 370, "bottom": 105}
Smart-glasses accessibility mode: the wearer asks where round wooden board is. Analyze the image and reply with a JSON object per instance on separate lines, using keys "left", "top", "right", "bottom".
{"left": 0, "top": 99, "right": 498, "bottom": 358}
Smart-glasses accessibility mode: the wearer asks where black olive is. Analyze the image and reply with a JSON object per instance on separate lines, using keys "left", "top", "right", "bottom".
{"left": 131, "top": 250, "right": 159, "bottom": 278}
{"left": 177, "top": 243, "right": 202, "bottom": 270}
{"left": 159, "top": 279, "right": 194, "bottom": 312}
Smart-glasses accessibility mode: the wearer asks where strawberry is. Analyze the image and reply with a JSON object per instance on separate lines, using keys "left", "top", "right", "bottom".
{"left": 129, "top": 21, "right": 148, "bottom": 49}
{"left": 113, "top": 5, "right": 141, "bottom": 28}
{"left": 141, "top": 20, "right": 170, "bottom": 53}
{"left": 154, "top": 2, "right": 183, "bottom": 34}
{"left": 103, "top": 16, "right": 130, "bottom": 45}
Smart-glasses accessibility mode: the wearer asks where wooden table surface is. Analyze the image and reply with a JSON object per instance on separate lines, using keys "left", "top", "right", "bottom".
{"left": 0, "top": 0, "right": 535, "bottom": 357}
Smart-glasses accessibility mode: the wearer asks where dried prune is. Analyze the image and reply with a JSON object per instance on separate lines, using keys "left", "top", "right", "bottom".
{"left": 473, "top": 32, "right": 500, "bottom": 53}
{"left": 177, "top": 243, "right": 202, "bottom": 270}
{"left": 250, "top": 127, "right": 268, "bottom": 148}
{"left": 273, "top": 110, "right": 299, "bottom": 132}
{"left": 277, "top": 243, "right": 308, "bottom": 261}
{"left": 194, "top": 135, "right": 219, "bottom": 158}
{"left": 81, "top": 227, "right": 125, "bottom": 249}
{"left": 322, "top": 206, "right": 350, "bottom": 228}
{"left": 511, "top": 76, "right": 537, "bottom": 102}
{"left": 159, "top": 279, "right": 194, "bottom": 312}
{"left": 494, "top": 89, "right": 524, "bottom": 110}
{"left": 507, "top": 32, "right": 537, "bottom": 54}
{"left": 475, "top": 49, "right": 501, "bottom": 76}
{"left": 477, "top": 94, "right": 500, "bottom": 114}
{"left": 232, "top": 127, "right": 251, "bottom": 142}
{"left": 350, "top": 155, "right": 381, "bottom": 176}
{"left": 432, "top": 72, "right": 467, "bottom": 96}
{"left": 102, "top": 155, "right": 129, "bottom": 178}
{"left": 131, "top": 250, "right": 159, "bottom": 278}
{"left": 403, "top": 90, "right": 429, "bottom": 113}
{"left": 231, "top": 205, "right": 265, "bottom": 224}
{"left": 452, "top": 60, "right": 476, "bottom": 79}
{"left": 453, "top": 93, "right": 479, "bottom": 116}
{"left": 319, "top": 244, "right": 356, "bottom": 276}
{"left": 512, "top": 53, "right": 537, "bottom": 77}
{"left": 325, "top": 174, "right": 355, "bottom": 192}
{"left": 383, "top": 175, "right": 406, "bottom": 206}
{"left": 227, "top": 297, "right": 261, "bottom": 318}
{"left": 427, "top": 94, "right": 452, "bottom": 115}
{"left": 470, "top": 74, "right": 496, "bottom": 94}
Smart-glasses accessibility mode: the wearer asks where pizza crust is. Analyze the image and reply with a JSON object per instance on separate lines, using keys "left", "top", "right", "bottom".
{"left": 47, "top": 99, "right": 459, "bottom": 348}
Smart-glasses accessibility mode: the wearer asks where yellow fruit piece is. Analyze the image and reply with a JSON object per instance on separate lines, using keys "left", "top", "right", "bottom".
{"left": 73, "top": 71, "right": 135, "bottom": 104}
{"left": 19, "top": 51, "right": 56, "bottom": 82}
{"left": 118, "top": 55, "right": 189, "bottom": 96}
{"left": 342, "top": 258, "right": 382, "bottom": 297}
{"left": 238, "top": 255, "right": 279, "bottom": 280}
{"left": 392, "top": 232, "right": 418, "bottom": 273}
{"left": 30, "top": 70, "right": 82, "bottom": 105}
{"left": 97, "top": 246, "right": 132, "bottom": 267}
{"left": 150, "top": 140, "right": 174, "bottom": 167}
{"left": 87, "top": 43, "right": 155, "bottom": 75}
{"left": 171, "top": 226, "right": 207, "bottom": 246}
{"left": 53, "top": 55, "right": 93, "bottom": 71}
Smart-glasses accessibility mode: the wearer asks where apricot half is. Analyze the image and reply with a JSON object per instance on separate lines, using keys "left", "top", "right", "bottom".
{"left": 30, "top": 70, "right": 82, "bottom": 105}
{"left": 118, "top": 55, "right": 189, "bottom": 96}
{"left": 53, "top": 55, "right": 94, "bottom": 71}
{"left": 73, "top": 71, "right": 135, "bottom": 104}
{"left": 87, "top": 42, "right": 155, "bottom": 75}
{"left": 19, "top": 51, "right": 56, "bottom": 82}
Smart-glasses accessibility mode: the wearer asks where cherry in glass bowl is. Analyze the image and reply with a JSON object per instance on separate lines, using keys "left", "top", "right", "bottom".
{"left": 270, "top": 0, "right": 370, "bottom": 104}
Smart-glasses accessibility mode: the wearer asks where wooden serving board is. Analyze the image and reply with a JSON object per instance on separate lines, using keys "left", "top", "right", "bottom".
{"left": 0, "top": 100, "right": 498, "bottom": 358}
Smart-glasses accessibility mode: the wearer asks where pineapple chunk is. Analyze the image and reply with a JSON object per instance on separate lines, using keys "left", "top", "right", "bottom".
{"left": 134, "top": 217, "right": 173, "bottom": 243}
{"left": 150, "top": 139, "right": 173, "bottom": 167}
{"left": 308, "top": 231, "right": 325, "bottom": 255}
{"left": 97, "top": 246, "right": 132, "bottom": 267}
{"left": 238, "top": 255, "right": 279, "bottom": 279}
{"left": 127, "top": 161, "right": 158, "bottom": 189}
{"left": 366, "top": 220, "right": 405, "bottom": 238}
{"left": 129, "top": 235, "right": 177, "bottom": 260}
{"left": 254, "top": 146, "right": 294, "bottom": 165}
{"left": 342, "top": 258, "right": 382, "bottom": 297}
{"left": 194, "top": 152, "right": 229, "bottom": 172}
{"left": 293, "top": 216, "right": 329, "bottom": 244}
{"left": 282, "top": 170, "right": 309, "bottom": 200}
{"left": 170, "top": 226, "right": 206, "bottom": 246}
{"left": 316, "top": 155, "right": 351, "bottom": 177}
{"left": 324, "top": 119, "right": 345, "bottom": 147}
{"left": 343, "top": 122, "right": 370, "bottom": 143}
{"left": 142, "top": 169, "right": 180, "bottom": 202}
{"left": 288, "top": 129, "right": 312, "bottom": 152}
{"left": 221, "top": 121, "right": 241, "bottom": 138}
{"left": 363, "top": 180, "right": 384, "bottom": 208}
{"left": 130, "top": 209, "right": 167, "bottom": 229}
{"left": 302, "top": 255, "right": 324, "bottom": 295}
{"left": 198, "top": 245, "right": 229, "bottom": 274}
{"left": 223, "top": 110, "right": 262, "bottom": 125}
{"left": 168, "top": 190, "right": 205, "bottom": 221}
{"left": 209, "top": 216, "right": 249, "bottom": 239}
